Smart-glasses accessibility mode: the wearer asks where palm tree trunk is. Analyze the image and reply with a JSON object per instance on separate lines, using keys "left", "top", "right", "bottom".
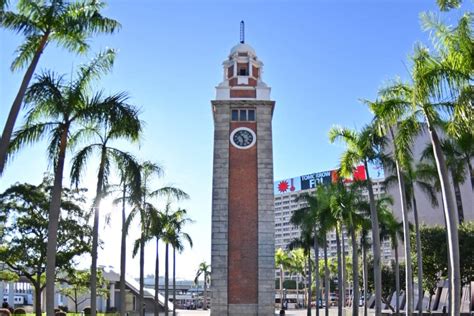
{"left": 45, "top": 123, "right": 68, "bottom": 316}
{"left": 350, "top": 228, "right": 359, "bottom": 316}
{"left": 362, "top": 238, "right": 368, "bottom": 316}
{"left": 324, "top": 236, "right": 329, "bottom": 316}
{"left": 90, "top": 205, "right": 100, "bottom": 316}
{"left": 425, "top": 123, "right": 460, "bottom": 315}
{"left": 91, "top": 155, "right": 106, "bottom": 316}
{"left": 139, "top": 237, "right": 145, "bottom": 316}
{"left": 341, "top": 226, "right": 346, "bottom": 309}
{"left": 164, "top": 243, "right": 169, "bottom": 314}
{"left": 364, "top": 160, "right": 383, "bottom": 315}
{"left": 0, "top": 32, "right": 50, "bottom": 175}
{"left": 336, "top": 225, "right": 342, "bottom": 316}
{"left": 395, "top": 244, "right": 400, "bottom": 316}
{"left": 452, "top": 178, "right": 464, "bottom": 223}
{"left": 280, "top": 265, "right": 284, "bottom": 312}
{"left": 413, "top": 196, "right": 424, "bottom": 315}
{"left": 154, "top": 238, "right": 160, "bottom": 316}
{"left": 307, "top": 253, "right": 312, "bottom": 316}
{"left": 296, "top": 274, "right": 300, "bottom": 308}
{"left": 120, "top": 182, "right": 127, "bottom": 316}
{"left": 203, "top": 277, "right": 208, "bottom": 311}
{"left": 173, "top": 247, "right": 176, "bottom": 316}
{"left": 389, "top": 127, "right": 413, "bottom": 316}
{"left": 314, "top": 227, "right": 320, "bottom": 316}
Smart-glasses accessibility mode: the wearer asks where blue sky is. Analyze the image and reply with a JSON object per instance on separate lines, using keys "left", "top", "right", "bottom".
{"left": 1, "top": 0, "right": 470, "bottom": 279}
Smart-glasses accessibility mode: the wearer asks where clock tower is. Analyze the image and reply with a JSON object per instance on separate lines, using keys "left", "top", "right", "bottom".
{"left": 211, "top": 24, "right": 275, "bottom": 316}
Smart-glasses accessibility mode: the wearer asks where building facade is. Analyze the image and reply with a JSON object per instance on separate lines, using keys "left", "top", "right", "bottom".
{"left": 274, "top": 166, "right": 394, "bottom": 263}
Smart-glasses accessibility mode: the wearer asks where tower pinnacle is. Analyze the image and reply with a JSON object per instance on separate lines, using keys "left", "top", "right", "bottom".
{"left": 240, "top": 20, "right": 245, "bottom": 44}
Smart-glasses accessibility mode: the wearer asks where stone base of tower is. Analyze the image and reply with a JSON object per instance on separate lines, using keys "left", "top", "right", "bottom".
{"left": 210, "top": 100, "right": 275, "bottom": 316}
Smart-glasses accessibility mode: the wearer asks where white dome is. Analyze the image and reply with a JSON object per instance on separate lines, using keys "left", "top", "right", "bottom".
{"left": 229, "top": 43, "right": 256, "bottom": 56}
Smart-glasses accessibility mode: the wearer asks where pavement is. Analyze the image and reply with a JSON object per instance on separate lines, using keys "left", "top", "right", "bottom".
{"left": 173, "top": 308, "right": 375, "bottom": 315}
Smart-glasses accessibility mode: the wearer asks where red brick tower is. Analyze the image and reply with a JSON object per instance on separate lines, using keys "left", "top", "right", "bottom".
{"left": 211, "top": 25, "right": 275, "bottom": 316}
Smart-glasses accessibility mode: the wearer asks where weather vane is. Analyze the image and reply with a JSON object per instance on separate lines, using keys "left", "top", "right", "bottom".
{"left": 240, "top": 20, "right": 245, "bottom": 44}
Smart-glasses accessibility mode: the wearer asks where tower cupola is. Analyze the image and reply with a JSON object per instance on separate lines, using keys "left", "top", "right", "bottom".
{"left": 215, "top": 23, "right": 271, "bottom": 100}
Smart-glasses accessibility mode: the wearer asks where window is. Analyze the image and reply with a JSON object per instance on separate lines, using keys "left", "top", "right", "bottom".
{"left": 239, "top": 67, "right": 248, "bottom": 76}
{"left": 231, "top": 108, "right": 256, "bottom": 121}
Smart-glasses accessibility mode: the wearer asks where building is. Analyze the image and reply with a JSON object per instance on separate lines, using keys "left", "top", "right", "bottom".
{"left": 274, "top": 165, "right": 394, "bottom": 263}
{"left": 210, "top": 22, "right": 275, "bottom": 316}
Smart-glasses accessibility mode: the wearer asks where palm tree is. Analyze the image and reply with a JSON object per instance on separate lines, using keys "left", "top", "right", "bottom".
{"left": 70, "top": 109, "right": 142, "bottom": 316}
{"left": 275, "top": 248, "right": 292, "bottom": 314}
{"left": 194, "top": 262, "right": 211, "bottom": 311}
{"left": 378, "top": 198, "right": 404, "bottom": 315}
{"left": 289, "top": 248, "right": 305, "bottom": 309}
{"left": 167, "top": 207, "right": 193, "bottom": 316}
{"left": 128, "top": 161, "right": 162, "bottom": 316}
{"left": 421, "top": 138, "right": 469, "bottom": 222}
{"left": 7, "top": 50, "right": 122, "bottom": 316}
{"left": 159, "top": 199, "right": 189, "bottom": 314}
{"left": 148, "top": 208, "right": 164, "bottom": 316}
{"left": 368, "top": 96, "right": 417, "bottom": 315}
{"left": 360, "top": 223, "right": 371, "bottom": 316}
{"left": 384, "top": 162, "right": 439, "bottom": 314}
{"left": 288, "top": 231, "right": 313, "bottom": 316}
{"left": 410, "top": 13, "right": 472, "bottom": 313}
{"left": 113, "top": 157, "right": 141, "bottom": 316}
{"left": 0, "top": 0, "right": 120, "bottom": 175}
{"left": 329, "top": 124, "right": 385, "bottom": 314}
{"left": 331, "top": 180, "right": 368, "bottom": 316}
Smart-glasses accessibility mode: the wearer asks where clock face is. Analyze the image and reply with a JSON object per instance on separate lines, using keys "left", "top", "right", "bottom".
{"left": 230, "top": 127, "right": 256, "bottom": 149}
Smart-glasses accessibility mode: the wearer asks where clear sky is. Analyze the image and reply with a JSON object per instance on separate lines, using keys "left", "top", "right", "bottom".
{"left": 0, "top": 0, "right": 470, "bottom": 280}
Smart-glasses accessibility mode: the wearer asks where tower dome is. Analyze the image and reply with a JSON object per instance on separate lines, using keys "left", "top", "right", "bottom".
{"left": 229, "top": 43, "right": 256, "bottom": 57}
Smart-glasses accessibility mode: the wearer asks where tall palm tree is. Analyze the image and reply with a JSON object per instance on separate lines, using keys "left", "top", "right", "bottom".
{"left": 385, "top": 162, "right": 439, "bottom": 314}
{"left": 288, "top": 230, "right": 313, "bottom": 316}
{"left": 368, "top": 96, "right": 418, "bottom": 315}
{"left": 128, "top": 161, "right": 163, "bottom": 316}
{"left": 167, "top": 207, "right": 193, "bottom": 316}
{"left": 275, "top": 248, "right": 291, "bottom": 314}
{"left": 378, "top": 202, "right": 404, "bottom": 315}
{"left": 329, "top": 124, "right": 385, "bottom": 314}
{"left": 113, "top": 157, "right": 141, "bottom": 316}
{"left": 0, "top": 0, "right": 120, "bottom": 175}
{"left": 194, "top": 262, "right": 211, "bottom": 311}
{"left": 331, "top": 179, "right": 368, "bottom": 316}
{"left": 421, "top": 138, "right": 468, "bottom": 222}
{"left": 70, "top": 109, "right": 142, "bottom": 316}
{"left": 7, "top": 50, "right": 122, "bottom": 316}
{"left": 159, "top": 198, "right": 189, "bottom": 314}
{"left": 148, "top": 208, "right": 164, "bottom": 316}
{"left": 360, "top": 222, "right": 371, "bottom": 316}
{"left": 410, "top": 13, "right": 472, "bottom": 312}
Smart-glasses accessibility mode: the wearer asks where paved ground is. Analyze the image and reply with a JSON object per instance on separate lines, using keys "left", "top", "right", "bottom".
{"left": 174, "top": 308, "right": 375, "bottom": 315}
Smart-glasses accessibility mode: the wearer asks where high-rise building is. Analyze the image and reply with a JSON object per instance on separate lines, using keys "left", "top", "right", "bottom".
{"left": 210, "top": 28, "right": 275, "bottom": 315}
{"left": 274, "top": 166, "right": 394, "bottom": 263}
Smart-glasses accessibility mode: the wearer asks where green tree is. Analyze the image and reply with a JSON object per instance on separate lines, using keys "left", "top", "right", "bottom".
{"left": 0, "top": 177, "right": 92, "bottom": 316}
{"left": 329, "top": 124, "right": 385, "bottom": 314}
{"left": 275, "top": 248, "right": 292, "bottom": 313}
{"left": 194, "top": 262, "right": 211, "bottom": 311}
{"left": 6, "top": 49, "right": 135, "bottom": 316}
{"left": 0, "top": 0, "right": 120, "bottom": 175}
{"left": 58, "top": 270, "right": 107, "bottom": 313}
{"left": 288, "top": 248, "right": 306, "bottom": 309}
{"left": 69, "top": 101, "right": 142, "bottom": 316}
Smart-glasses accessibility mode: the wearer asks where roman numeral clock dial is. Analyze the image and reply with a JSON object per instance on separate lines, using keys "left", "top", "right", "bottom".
{"left": 230, "top": 127, "right": 256, "bottom": 149}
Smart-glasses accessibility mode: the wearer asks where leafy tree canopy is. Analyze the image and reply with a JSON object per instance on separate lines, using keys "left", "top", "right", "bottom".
{"left": 0, "top": 175, "right": 92, "bottom": 289}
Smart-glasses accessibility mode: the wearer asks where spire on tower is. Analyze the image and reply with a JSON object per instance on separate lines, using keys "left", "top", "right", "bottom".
{"left": 240, "top": 20, "right": 245, "bottom": 44}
